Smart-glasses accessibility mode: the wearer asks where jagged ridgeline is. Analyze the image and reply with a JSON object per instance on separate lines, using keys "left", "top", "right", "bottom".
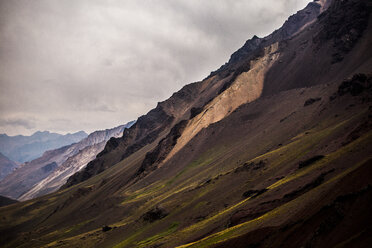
{"left": 0, "top": 0, "right": 371, "bottom": 247}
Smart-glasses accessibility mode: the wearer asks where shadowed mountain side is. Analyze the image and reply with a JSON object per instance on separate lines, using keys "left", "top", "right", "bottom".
{"left": 262, "top": 0, "right": 372, "bottom": 96}
{"left": 0, "top": 195, "right": 18, "bottom": 207}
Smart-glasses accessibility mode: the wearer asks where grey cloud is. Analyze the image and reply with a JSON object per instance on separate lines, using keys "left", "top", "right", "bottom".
{"left": 0, "top": 118, "right": 36, "bottom": 130}
{"left": 0, "top": 0, "right": 310, "bottom": 135}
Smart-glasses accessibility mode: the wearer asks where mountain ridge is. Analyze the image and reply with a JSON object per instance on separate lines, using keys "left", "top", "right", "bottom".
{"left": 0, "top": 130, "right": 88, "bottom": 163}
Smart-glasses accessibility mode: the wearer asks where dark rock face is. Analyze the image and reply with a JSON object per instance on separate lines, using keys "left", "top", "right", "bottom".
{"left": 142, "top": 207, "right": 168, "bottom": 223}
{"left": 190, "top": 107, "right": 203, "bottom": 119}
{"left": 98, "top": 137, "right": 120, "bottom": 155}
{"left": 330, "top": 73, "right": 372, "bottom": 100}
{"left": 228, "top": 35, "right": 262, "bottom": 65}
{"left": 337, "top": 74, "right": 371, "bottom": 96}
{"left": 269, "top": 2, "right": 321, "bottom": 42}
{"left": 118, "top": 107, "right": 175, "bottom": 161}
{"left": 298, "top": 155, "right": 325, "bottom": 169}
{"left": 283, "top": 170, "right": 334, "bottom": 200}
{"left": 102, "top": 225, "right": 112, "bottom": 232}
{"left": 41, "top": 162, "right": 57, "bottom": 173}
{"left": 313, "top": 0, "right": 372, "bottom": 63}
{"left": 342, "top": 118, "right": 372, "bottom": 146}
{"left": 63, "top": 106, "right": 174, "bottom": 189}
{"left": 136, "top": 120, "right": 188, "bottom": 177}
{"left": 242, "top": 189, "right": 268, "bottom": 198}
{"left": 304, "top": 97, "right": 322, "bottom": 106}
{"left": 235, "top": 160, "right": 267, "bottom": 173}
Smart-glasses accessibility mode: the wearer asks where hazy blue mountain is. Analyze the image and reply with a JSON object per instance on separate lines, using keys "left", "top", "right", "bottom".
{"left": 0, "top": 130, "right": 88, "bottom": 163}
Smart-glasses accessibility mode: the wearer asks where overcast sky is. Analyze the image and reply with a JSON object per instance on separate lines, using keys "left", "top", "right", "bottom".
{"left": 0, "top": 0, "right": 309, "bottom": 136}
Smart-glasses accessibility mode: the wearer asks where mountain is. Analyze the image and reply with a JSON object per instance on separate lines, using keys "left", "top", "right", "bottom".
{"left": 0, "top": 195, "right": 17, "bottom": 207}
{"left": 62, "top": 0, "right": 331, "bottom": 188}
{"left": 18, "top": 121, "right": 136, "bottom": 201}
{"left": 0, "top": 121, "right": 134, "bottom": 200}
{"left": 0, "top": 130, "right": 88, "bottom": 163}
{"left": 0, "top": 0, "right": 371, "bottom": 247}
{"left": 0, "top": 152, "right": 19, "bottom": 181}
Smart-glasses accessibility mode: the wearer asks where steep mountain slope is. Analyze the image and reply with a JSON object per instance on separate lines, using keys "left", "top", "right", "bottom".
{"left": 0, "top": 195, "right": 17, "bottom": 207}
{"left": 0, "top": 131, "right": 87, "bottom": 163}
{"left": 63, "top": 0, "right": 328, "bottom": 188}
{"left": 0, "top": 122, "right": 134, "bottom": 200}
{"left": 0, "top": 0, "right": 371, "bottom": 247}
{"left": 0, "top": 152, "right": 18, "bottom": 181}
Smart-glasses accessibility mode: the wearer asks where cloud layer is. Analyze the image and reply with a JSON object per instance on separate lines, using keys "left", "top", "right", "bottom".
{"left": 0, "top": 0, "right": 309, "bottom": 135}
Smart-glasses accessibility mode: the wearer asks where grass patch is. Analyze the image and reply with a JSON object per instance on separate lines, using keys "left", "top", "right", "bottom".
{"left": 136, "top": 222, "right": 179, "bottom": 247}
{"left": 175, "top": 130, "right": 372, "bottom": 248}
{"left": 176, "top": 156, "right": 371, "bottom": 248}
{"left": 65, "top": 220, "right": 92, "bottom": 234}
{"left": 166, "top": 156, "right": 215, "bottom": 186}
{"left": 121, "top": 182, "right": 165, "bottom": 204}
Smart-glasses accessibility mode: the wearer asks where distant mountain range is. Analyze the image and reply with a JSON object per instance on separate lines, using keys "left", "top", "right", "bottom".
{"left": 0, "top": 130, "right": 88, "bottom": 163}
{"left": 0, "top": 121, "right": 134, "bottom": 200}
